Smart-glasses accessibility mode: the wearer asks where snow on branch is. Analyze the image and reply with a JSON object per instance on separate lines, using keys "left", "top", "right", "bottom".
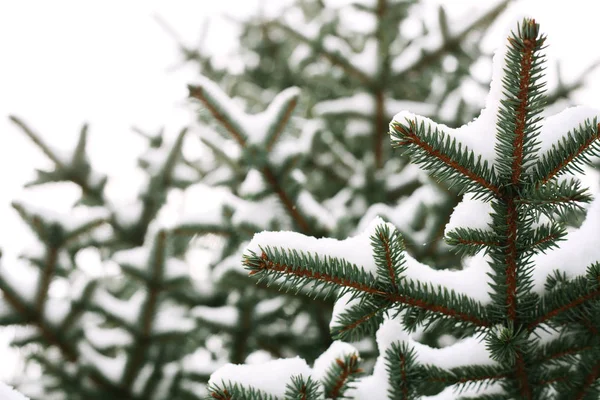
{"left": 189, "top": 75, "right": 300, "bottom": 148}
{"left": 0, "top": 382, "right": 29, "bottom": 400}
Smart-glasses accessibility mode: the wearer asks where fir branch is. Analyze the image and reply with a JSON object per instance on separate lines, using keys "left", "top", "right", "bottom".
{"left": 285, "top": 375, "right": 322, "bottom": 400}
{"left": 528, "top": 273, "right": 600, "bottom": 330}
{"left": 385, "top": 342, "right": 419, "bottom": 400}
{"left": 35, "top": 246, "right": 58, "bottom": 312}
{"left": 371, "top": 224, "right": 406, "bottom": 290}
{"left": 520, "top": 223, "right": 565, "bottom": 255}
{"left": 188, "top": 85, "right": 247, "bottom": 146}
{"left": 514, "top": 351, "right": 532, "bottom": 399}
{"left": 246, "top": 248, "right": 490, "bottom": 328}
{"left": 265, "top": 97, "right": 298, "bottom": 152}
{"left": 390, "top": 119, "right": 501, "bottom": 197}
{"left": 496, "top": 19, "right": 547, "bottom": 332}
{"left": 535, "top": 340, "right": 594, "bottom": 365}
{"left": 445, "top": 228, "right": 500, "bottom": 256}
{"left": 122, "top": 230, "right": 167, "bottom": 387}
{"left": 331, "top": 296, "right": 391, "bottom": 341}
{"left": 322, "top": 354, "right": 362, "bottom": 399}
{"left": 425, "top": 364, "right": 509, "bottom": 389}
{"left": 10, "top": 117, "right": 107, "bottom": 202}
{"left": 0, "top": 279, "right": 77, "bottom": 361}
{"left": 518, "top": 179, "right": 592, "bottom": 217}
{"left": 534, "top": 119, "right": 600, "bottom": 185}
{"left": 9, "top": 115, "right": 66, "bottom": 167}
{"left": 574, "top": 362, "right": 600, "bottom": 400}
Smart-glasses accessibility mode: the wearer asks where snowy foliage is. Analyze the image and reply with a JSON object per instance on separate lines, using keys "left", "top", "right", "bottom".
{"left": 2, "top": 1, "right": 598, "bottom": 399}
{"left": 209, "top": 18, "right": 600, "bottom": 399}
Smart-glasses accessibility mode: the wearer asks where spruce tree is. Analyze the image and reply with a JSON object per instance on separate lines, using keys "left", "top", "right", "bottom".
{"left": 1, "top": 1, "right": 596, "bottom": 399}
{"left": 207, "top": 18, "right": 600, "bottom": 399}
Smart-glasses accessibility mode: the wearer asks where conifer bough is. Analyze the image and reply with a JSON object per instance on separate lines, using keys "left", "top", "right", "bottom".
{"left": 208, "top": 18, "right": 600, "bottom": 400}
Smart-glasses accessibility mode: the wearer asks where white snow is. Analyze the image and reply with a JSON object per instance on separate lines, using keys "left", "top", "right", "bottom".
{"left": 85, "top": 325, "right": 133, "bottom": 349}
{"left": 270, "top": 118, "right": 320, "bottom": 165}
{"left": 113, "top": 246, "right": 188, "bottom": 281}
{"left": 132, "top": 364, "right": 154, "bottom": 397}
{"left": 297, "top": 191, "right": 337, "bottom": 231}
{"left": 75, "top": 248, "right": 106, "bottom": 278}
{"left": 230, "top": 195, "right": 288, "bottom": 231}
{"left": 330, "top": 292, "right": 361, "bottom": 331}
{"left": 0, "top": 260, "right": 39, "bottom": 304}
{"left": 239, "top": 169, "right": 266, "bottom": 197}
{"left": 113, "top": 247, "right": 148, "bottom": 270}
{"left": 347, "top": 38, "right": 378, "bottom": 77}
{"left": 153, "top": 305, "right": 195, "bottom": 334}
{"left": 192, "top": 305, "right": 238, "bottom": 328}
{"left": 93, "top": 289, "right": 144, "bottom": 326}
{"left": 79, "top": 342, "right": 126, "bottom": 384}
{"left": 289, "top": 43, "right": 311, "bottom": 68}
{"left": 344, "top": 119, "right": 371, "bottom": 137}
{"left": 182, "top": 348, "right": 225, "bottom": 376}
{"left": 312, "top": 341, "right": 359, "bottom": 381}
{"left": 191, "top": 75, "right": 300, "bottom": 145}
{"left": 314, "top": 92, "right": 435, "bottom": 119}
{"left": 255, "top": 297, "right": 285, "bottom": 319}
{"left": 209, "top": 357, "right": 314, "bottom": 398}
{"left": 248, "top": 218, "right": 494, "bottom": 304}
{"left": 393, "top": 25, "right": 600, "bottom": 183}
{"left": 43, "top": 298, "right": 70, "bottom": 326}
{"left": 337, "top": 4, "right": 376, "bottom": 35}
{"left": 0, "top": 382, "right": 29, "bottom": 400}
{"left": 444, "top": 193, "right": 494, "bottom": 236}
{"left": 357, "top": 185, "right": 444, "bottom": 246}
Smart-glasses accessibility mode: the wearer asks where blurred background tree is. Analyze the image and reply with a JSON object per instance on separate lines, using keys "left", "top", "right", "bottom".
{"left": 0, "top": 0, "right": 597, "bottom": 399}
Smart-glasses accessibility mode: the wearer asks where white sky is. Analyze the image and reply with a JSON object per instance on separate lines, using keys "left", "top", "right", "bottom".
{"left": 0, "top": 0, "right": 600, "bottom": 381}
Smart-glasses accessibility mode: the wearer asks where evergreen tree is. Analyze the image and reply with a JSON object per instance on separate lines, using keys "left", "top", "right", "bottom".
{"left": 207, "top": 18, "right": 600, "bottom": 399}
{"left": 0, "top": 1, "right": 596, "bottom": 399}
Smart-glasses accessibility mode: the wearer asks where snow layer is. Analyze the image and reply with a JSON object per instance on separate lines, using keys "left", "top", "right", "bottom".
{"left": 444, "top": 193, "right": 493, "bottom": 235}
{"left": 314, "top": 92, "right": 435, "bottom": 118}
{"left": 85, "top": 325, "right": 132, "bottom": 349}
{"left": 153, "top": 305, "right": 195, "bottom": 334}
{"left": 239, "top": 169, "right": 266, "bottom": 197}
{"left": 192, "top": 75, "right": 300, "bottom": 145}
{"left": 248, "top": 218, "right": 494, "bottom": 304}
{"left": 312, "top": 341, "right": 359, "bottom": 382}
{"left": 297, "top": 191, "right": 336, "bottom": 231}
{"left": 192, "top": 305, "right": 238, "bottom": 328}
{"left": 392, "top": 28, "right": 600, "bottom": 179}
{"left": 209, "top": 357, "right": 313, "bottom": 398}
{"left": 79, "top": 342, "right": 126, "bottom": 384}
{"left": 347, "top": 319, "right": 497, "bottom": 399}
{"left": 0, "top": 382, "right": 29, "bottom": 400}
{"left": 93, "top": 289, "right": 144, "bottom": 326}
